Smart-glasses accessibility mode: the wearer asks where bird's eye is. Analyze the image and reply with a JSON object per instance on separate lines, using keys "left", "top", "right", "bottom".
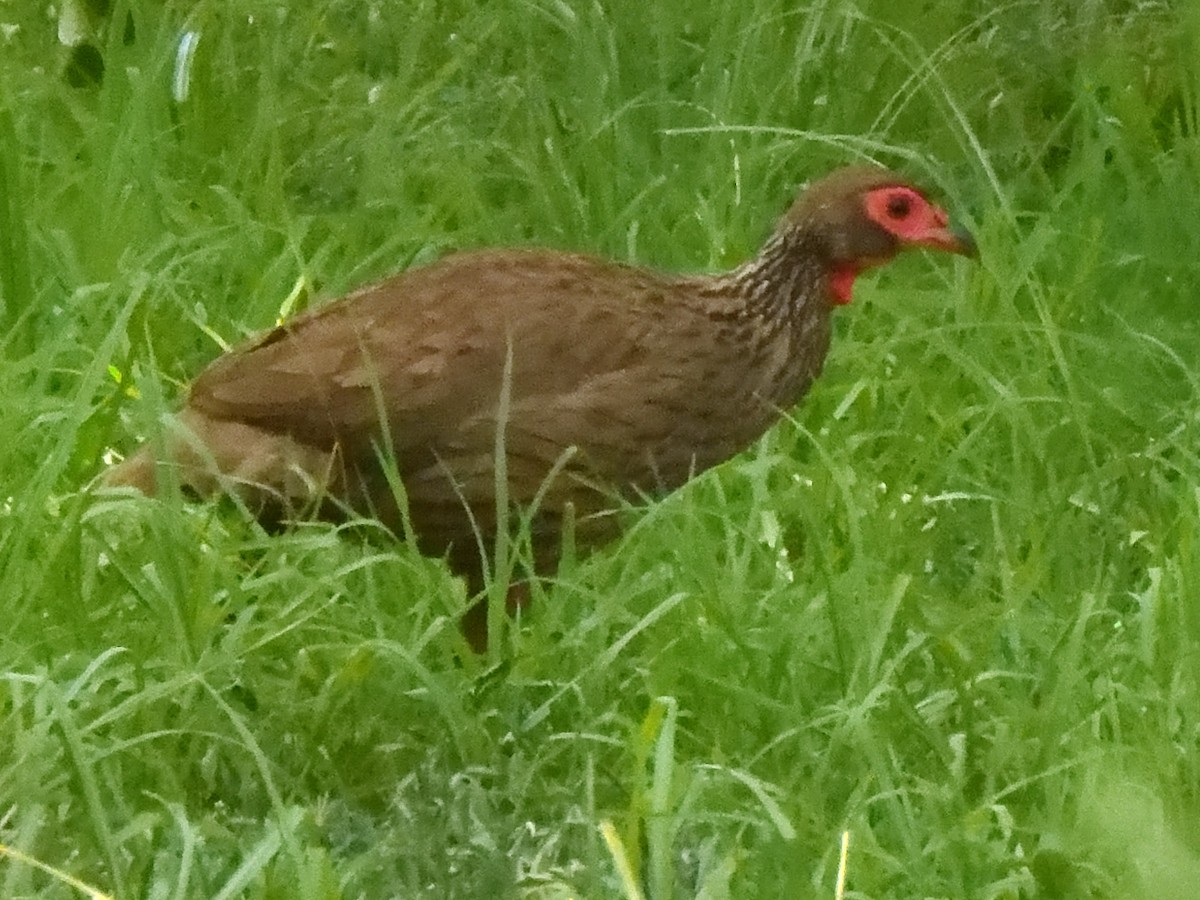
{"left": 886, "top": 194, "right": 912, "bottom": 218}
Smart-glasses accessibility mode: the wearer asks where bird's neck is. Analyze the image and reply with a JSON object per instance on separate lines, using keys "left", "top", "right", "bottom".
{"left": 680, "top": 226, "right": 835, "bottom": 421}
{"left": 698, "top": 227, "right": 831, "bottom": 323}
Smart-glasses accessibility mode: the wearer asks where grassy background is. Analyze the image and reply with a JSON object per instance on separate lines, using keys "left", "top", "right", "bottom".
{"left": 3, "top": 0, "right": 1200, "bottom": 897}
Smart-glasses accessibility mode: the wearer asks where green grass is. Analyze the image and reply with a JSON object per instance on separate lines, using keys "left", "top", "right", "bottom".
{"left": 4, "top": 0, "right": 1200, "bottom": 896}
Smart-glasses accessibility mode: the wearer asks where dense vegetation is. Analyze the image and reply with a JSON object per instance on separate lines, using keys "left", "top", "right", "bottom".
{"left": 2, "top": 1, "right": 1199, "bottom": 896}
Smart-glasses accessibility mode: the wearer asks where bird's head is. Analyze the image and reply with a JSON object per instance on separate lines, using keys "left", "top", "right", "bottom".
{"left": 780, "top": 165, "right": 977, "bottom": 304}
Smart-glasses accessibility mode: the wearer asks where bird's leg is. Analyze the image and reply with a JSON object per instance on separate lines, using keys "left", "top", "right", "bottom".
{"left": 455, "top": 527, "right": 560, "bottom": 652}
{"left": 459, "top": 580, "right": 531, "bottom": 653}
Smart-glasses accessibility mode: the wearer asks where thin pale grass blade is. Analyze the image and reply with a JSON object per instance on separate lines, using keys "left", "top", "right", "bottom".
{"left": 836, "top": 829, "right": 850, "bottom": 900}
{"left": 0, "top": 843, "right": 113, "bottom": 900}
{"left": 647, "top": 696, "right": 679, "bottom": 900}
{"left": 599, "top": 820, "right": 647, "bottom": 900}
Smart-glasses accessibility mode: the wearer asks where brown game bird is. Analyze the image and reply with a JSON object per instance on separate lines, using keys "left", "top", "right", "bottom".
{"left": 105, "top": 164, "right": 975, "bottom": 647}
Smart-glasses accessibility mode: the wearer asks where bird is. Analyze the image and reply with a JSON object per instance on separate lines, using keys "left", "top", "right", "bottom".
{"left": 104, "top": 164, "right": 976, "bottom": 648}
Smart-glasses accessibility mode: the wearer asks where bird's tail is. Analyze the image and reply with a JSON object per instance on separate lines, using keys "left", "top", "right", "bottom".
{"left": 100, "top": 446, "right": 159, "bottom": 496}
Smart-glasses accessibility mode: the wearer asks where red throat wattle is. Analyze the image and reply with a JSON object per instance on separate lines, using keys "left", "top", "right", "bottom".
{"left": 828, "top": 264, "right": 860, "bottom": 304}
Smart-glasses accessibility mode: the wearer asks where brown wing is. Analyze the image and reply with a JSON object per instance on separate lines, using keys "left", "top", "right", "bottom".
{"left": 187, "top": 249, "right": 675, "bottom": 462}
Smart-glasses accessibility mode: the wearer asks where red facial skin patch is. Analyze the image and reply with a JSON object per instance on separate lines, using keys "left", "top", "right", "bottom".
{"left": 827, "top": 185, "right": 971, "bottom": 304}
{"left": 864, "top": 185, "right": 966, "bottom": 253}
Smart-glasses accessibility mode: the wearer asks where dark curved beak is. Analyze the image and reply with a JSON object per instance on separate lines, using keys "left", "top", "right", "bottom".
{"left": 920, "top": 216, "right": 978, "bottom": 258}
{"left": 945, "top": 221, "right": 978, "bottom": 258}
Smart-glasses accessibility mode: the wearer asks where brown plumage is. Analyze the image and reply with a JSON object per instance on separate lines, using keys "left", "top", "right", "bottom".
{"left": 104, "top": 165, "right": 976, "bottom": 647}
